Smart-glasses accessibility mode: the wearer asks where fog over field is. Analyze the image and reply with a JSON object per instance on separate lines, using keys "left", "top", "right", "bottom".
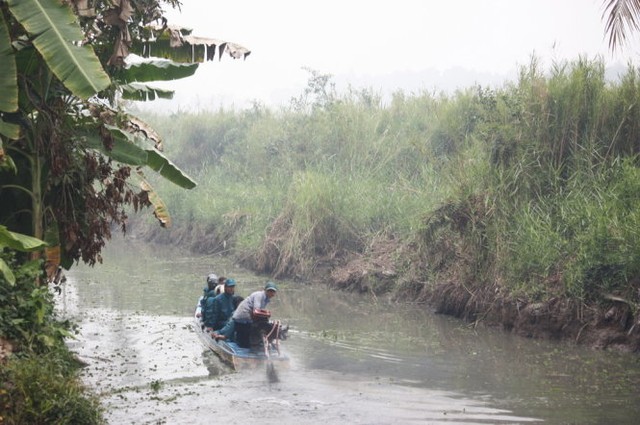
{"left": 136, "top": 0, "right": 640, "bottom": 112}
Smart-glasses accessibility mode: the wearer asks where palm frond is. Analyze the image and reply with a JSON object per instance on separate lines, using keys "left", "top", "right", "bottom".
{"left": 603, "top": 0, "right": 640, "bottom": 51}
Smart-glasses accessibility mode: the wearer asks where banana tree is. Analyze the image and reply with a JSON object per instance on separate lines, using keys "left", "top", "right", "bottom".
{"left": 0, "top": 0, "right": 250, "bottom": 274}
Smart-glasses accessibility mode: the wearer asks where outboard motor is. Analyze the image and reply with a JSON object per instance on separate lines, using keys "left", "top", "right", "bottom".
{"left": 249, "top": 309, "right": 272, "bottom": 351}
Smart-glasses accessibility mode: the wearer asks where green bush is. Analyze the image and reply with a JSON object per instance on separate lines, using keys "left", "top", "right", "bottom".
{"left": 0, "top": 252, "right": 103, "bottom": 424}
{"left": 0, "top": 253, "right": 74, "bottom": 354}
{"left": 0, "top": 349, "right": 103, "bottom": 425}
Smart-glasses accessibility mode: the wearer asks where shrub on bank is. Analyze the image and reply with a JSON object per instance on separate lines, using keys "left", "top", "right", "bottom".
{"left": 0, "top": 252, "right": 104, "bottom": 424}
{"left": 0, "top": 349, "right": 104, "bottom": 425}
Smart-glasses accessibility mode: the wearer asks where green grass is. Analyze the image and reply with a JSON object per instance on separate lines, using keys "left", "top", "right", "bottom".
{"left": 141, "top": 57, "right": 640, "bottom": 304}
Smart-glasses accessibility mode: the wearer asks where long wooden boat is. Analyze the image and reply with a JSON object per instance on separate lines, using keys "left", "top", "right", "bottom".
{"left": 194, "top": 299, "right": 289, "bottom": 370}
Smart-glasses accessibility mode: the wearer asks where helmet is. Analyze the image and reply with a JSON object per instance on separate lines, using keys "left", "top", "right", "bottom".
{"left": 206, "top": 273, "right": 218, "bottom": 285}
{"left": 225, "top": 278, "right": 236, "bottom": 287}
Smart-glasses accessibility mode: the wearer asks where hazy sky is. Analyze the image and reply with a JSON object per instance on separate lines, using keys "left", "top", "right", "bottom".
{"left": 140, "top": 0, "right": 640, "bottom": 112}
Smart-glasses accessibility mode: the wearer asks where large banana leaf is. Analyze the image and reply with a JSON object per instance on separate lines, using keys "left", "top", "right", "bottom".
{"left": 7, "top": 0, "right": 111, "bottom": 99}
{"left": 100, "top": 125, "right": 196, "bottom": 189}
{"left": 145, "top": 149, "right": 197, "bottom": 189}
{"left": 82, "top": 127, "right": 148, "bottom": 165}
{"left": 131, "top": 25, "right": 249, "bottom": 63}
{"left": 132, "top": 36, "right": 199, "bottom": 63}
{"left": 121, "top": 58, "right": 199, "bottom": 83}
{"left": 0, "top": 225, "right": 47, "bottom": 251}
{"left": 0, "top": 13, "right": 17, "bottom": 113}
{"left": 121, "top": 83, "right": 174, "bottom": 101}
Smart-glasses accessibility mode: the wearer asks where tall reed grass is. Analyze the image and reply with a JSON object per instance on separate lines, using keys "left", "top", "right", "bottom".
{"left": 143, "top": 57, "right": 640, "bottom": 303}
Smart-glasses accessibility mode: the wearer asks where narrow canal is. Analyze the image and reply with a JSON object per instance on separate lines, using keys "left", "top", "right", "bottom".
{"left": 59, "top": 236, "right": 640, "bottom": 424}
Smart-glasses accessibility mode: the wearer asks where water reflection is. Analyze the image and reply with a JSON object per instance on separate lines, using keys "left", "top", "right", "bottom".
{"left": 64, "top": 236, "right": 640, "bottom": 424}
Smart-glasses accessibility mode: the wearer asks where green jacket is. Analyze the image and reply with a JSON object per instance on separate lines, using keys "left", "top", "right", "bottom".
{"left": 204, "top": 292, "right": 235, "bottom": 330}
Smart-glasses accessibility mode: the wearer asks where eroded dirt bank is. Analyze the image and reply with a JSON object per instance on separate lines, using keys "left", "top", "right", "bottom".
{"left": 328, "top": 237, "right": 640, "bottom": 354}
{"left": 133, "top": 223, "right": 640, "bottom": 354}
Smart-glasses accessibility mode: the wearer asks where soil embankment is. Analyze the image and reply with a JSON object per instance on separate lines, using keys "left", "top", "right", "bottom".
{"left": 328, "top": 236, "right": 640, "bottom": 354}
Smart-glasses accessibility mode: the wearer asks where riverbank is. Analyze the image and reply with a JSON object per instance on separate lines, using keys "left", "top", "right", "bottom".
{"left": 326, "top": 235, "right": 640, "bottom": 354}
{"left": 135, "top": 61, "right": 640, "bottom": 355}
{"left": 133, "top": 222, "right": 640, "bottom": 354}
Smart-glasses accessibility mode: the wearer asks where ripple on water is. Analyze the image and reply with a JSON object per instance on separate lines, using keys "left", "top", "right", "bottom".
{"left": 59, "top": 238, "right": 640, "bottom": 425}
{"left": 63, "top": 302, "right": 541, "bottom": 424}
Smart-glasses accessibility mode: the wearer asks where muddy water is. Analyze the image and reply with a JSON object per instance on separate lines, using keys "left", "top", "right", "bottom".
{"left": 59, "top": 236, "right": 640, "bottom": 424}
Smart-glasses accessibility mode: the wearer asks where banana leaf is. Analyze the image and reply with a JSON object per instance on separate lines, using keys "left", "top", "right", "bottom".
{"left": 145, "top": 148, "right": 197, "bottom": 189}
{"left": 131, "top": 27, "right": 239, "bottom": 63}
{"left": 0, "top": 118, "right": 20, "bottom": 140}
{"left": 0, "top": 258, "right": 16, "bottom": 285}
{"left": 82, "top": 126, "right": 148, "bottom": 166}
{"left": 132, "top": 37, "right": 199, "bottom": 63}
{"left": 121, "top": 83, "right": 175, "bottom": 101}
{"left": 139, "top": 176, "right": 172, "bottom": 228}
{"left": 0, "top": 225, "right": 47, "bottom": 252}
{"left": 13, "top": 46, "right": 42, "bottom": 114}
{"left": 121, "top": 58, "right": 199, "bottom": 83}
{"left": 99, "top": 125, "right": 196, "bottom": 189}
{"left": 7, "top": 0, "right": 110, "bottom": 99}
{"left": 0, "top": 13, "right": 17, "bottom": 113}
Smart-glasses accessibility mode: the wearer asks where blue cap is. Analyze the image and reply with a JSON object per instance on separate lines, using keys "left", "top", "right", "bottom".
{"left": 264, "top": 281, "right": 278, "bottom": 292}
{"left": 225, "top": 278, "right": 236, "bottom": 287}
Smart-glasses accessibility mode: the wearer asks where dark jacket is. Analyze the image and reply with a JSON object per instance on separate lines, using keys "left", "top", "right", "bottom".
{"left": 205, "top": 292, "right": 235, "bottom": 330}
{"left": 200, "top": 289, "right": 217, "bottom": 323}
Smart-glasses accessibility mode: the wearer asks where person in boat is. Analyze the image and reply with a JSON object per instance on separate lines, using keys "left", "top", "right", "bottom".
{"left": 197, "top": 273, "right": 218, "bottom": 318}
{"left": 222, "top": 282, "right": 278, "bottom": 349}
{"left": 204, "top": 278, "right": 236, "bottom": 331}
{"left": 211, "top": 294, "right": 244, "bottom": 341}
{"left": 233, "top": 295, "right": 244, "bottom": 309}
{"left": 214, "top": 274, "right": 230, "bottom": 296}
